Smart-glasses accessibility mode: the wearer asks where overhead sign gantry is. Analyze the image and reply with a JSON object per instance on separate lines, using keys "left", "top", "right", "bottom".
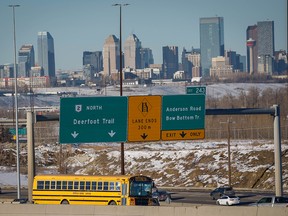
{"left": 59, "top": 93, "right": 206, "bottom": 143}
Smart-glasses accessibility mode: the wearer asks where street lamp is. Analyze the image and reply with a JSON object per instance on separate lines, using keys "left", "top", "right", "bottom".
{"left": 112, "top": 3, "right": 129, "bottom": 96}
{"left": 113, "top": 3, "right": 129, "bottom": 175}
{"left": 9, "top": 4, "right": 21, "bottom": 199}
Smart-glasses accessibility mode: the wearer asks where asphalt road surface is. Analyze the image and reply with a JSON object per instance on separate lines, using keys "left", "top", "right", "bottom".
{"left": 167, "top": 188, "right": 275, "bottom": 205}
{"left": 0, "top": 187, "right": 281, "bottom": 206}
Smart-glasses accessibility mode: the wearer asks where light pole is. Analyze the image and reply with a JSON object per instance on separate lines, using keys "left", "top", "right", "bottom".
{"left": 9, "top": 4, "right": 21, "bottom": 199}
{"left": 112, "top": 3, "right": 129, "bottom": 96}
{"left": 113, "top": 3, "right": 129, "bottom": 175}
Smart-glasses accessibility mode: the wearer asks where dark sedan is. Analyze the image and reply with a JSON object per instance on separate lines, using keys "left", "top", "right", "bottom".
{"left": 210, "top": 186, "right": 235, "bottom": 200}
{"left": 152, "top": 190, "right": 171, "bottom": 202}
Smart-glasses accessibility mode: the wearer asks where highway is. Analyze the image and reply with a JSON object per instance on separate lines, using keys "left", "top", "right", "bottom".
{"left": 167, "top": 188, "right": 274, "bottom": 206}
{"left": 0, "top": 187, "right": 278, "bottom": 206}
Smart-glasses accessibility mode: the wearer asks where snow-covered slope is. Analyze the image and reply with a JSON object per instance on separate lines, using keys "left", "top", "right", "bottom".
{"left": 1, "top": 139, "right": 287, "bottom": 192}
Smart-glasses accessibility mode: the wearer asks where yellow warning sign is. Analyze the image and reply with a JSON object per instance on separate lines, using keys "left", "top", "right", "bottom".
{"left": 128, "top": 95, "right": 161, "bottom": 142}
{"left": 161, "top": 129, "right": 205, "bottom": 141}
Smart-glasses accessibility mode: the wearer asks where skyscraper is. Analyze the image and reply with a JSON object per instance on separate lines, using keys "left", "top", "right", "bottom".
{"left": 225, "top": 50, "right": 244, "bottom": 72}
{"left": 182, "top": 48, "right": 201, "bottom": 79}
{"left": 83, "top": 51, "right": 103, "bottom": 73}
{"left": 83, "top": 51, "right": 103, "bottom": 82}
{"left": 103, "top": 35, "right": 119, "bottom": 77}
{"left": 246, "top": 21, "right": 275, "bottom": 74}
{"left": 140, "top": 48, "right": 154, "bottom": 69}
{"left": 257, "top": 21, "right": 275, "bottom": 74}
{"left": 200, "top": 17, "right": 224, "bottom": 77}
{"left": 18, "top": 44, "right": 35, "bottom": 77}
{"left": 124, "top": 34, "right": 141, "bottom": 70}
{"left": 257, "top": 21, "right": 274, "bottom": 57}
{"left": 162, "top": 46, "right": 179, "bottom": 79}
{"left": 37, "top": 31, "right": 56, "bottom": 78}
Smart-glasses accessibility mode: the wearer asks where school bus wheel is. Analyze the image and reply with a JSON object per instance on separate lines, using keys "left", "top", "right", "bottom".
{"left": 109, "top": 201, "right": 117, "bottom": 205}
{"left": 61, "top": 200, "right": 69, "bottom": 204}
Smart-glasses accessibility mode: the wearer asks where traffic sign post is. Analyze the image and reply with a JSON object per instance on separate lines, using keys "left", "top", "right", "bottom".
{"left": 161, "top": 95, "right": 206, "bottom": 140}
{"left": 128, "top": 95, "right": 161, "bottom": 142}
{"left": 59, "top": 97, "right": 128, "bottom": 143}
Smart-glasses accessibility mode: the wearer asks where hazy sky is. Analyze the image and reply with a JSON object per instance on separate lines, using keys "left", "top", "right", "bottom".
{"left": 0, "top": 0, "right": 287, "bottom": 70}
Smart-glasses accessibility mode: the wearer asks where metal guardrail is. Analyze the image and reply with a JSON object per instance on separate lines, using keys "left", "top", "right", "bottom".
{"left": 0, "top": 119, "right": 26, "bottom": 126}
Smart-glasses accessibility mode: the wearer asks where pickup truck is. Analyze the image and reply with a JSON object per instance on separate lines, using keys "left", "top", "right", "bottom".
{"left": 251, "top": 196, "right": 288, "bottom": 207}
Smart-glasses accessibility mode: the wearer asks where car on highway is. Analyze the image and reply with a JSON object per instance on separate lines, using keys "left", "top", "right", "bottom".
{"left": 152, "top": 190, "right": 171, "bottom": 202}
{"left": 250, "top": 196, "right": 288, "bottom": 207}
{"left": 210, "top": 186, "right": 235, "bottom": 200}
{"left": 216, "top": 195, "right": 240, "bottom": 206}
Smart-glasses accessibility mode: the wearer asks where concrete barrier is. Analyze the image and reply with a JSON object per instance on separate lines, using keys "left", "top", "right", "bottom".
{"left": 0, "top": 204, "right": 287, "bottom": 216}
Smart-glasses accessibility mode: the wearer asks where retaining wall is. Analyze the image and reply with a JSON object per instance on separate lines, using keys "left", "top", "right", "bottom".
{"left": 0, "top": 204, "right": 287, "bottom": 216}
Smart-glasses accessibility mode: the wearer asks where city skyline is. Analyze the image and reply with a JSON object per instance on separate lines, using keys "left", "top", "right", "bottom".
{"left": 0, "top": 0, "right": 286, "bottom": 70}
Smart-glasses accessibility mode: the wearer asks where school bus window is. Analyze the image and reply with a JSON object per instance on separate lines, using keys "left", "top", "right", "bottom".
{"left": 62, "top": 181, "right": 67, "bottom": 190}
{"left": 68, "top": 181, "right": 73, "bottom": 190}
{"left": 74, "top": 181, "right": 79, "bottom": 190}
{"left": 51, "top": 181, "right": 56, "bottom": 190}
{"left": 44, "top": 181, "right": 50, "bottom": 189}
{"left": 98, "top": 182, "right": 102, "bottom": 190}
{"left": 86, "top": 181, "right": 91, "bottom": 190}
{"left": 56, "top": 181, "right": 61, "bottom": 190}
{"left": 37, "top": 181, "right": 44, "bottom": 190}
{"left": 103, "top": 182, "right": 109, "bottom": 191}
{"left": 91, "top": 181, "right": 96, "bottom": 191}
{"left": 116, "top": 182, "right": 121, "bottom": 191}
{"left": 110, "top": 182, "right": 115, "bottom": 190}
{"left": 80, "top": 181, "right": 85, "bottom": 190}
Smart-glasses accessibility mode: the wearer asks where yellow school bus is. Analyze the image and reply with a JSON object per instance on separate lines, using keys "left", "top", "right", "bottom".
{"left": 32, "top": 174, "right": 157, "bottom": 206}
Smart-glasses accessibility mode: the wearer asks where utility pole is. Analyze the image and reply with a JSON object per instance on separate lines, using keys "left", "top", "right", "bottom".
{"left": 221, "top": 118, "right": 233, "bottom": 187}
{"left": 227, "top": 119, "right": 232, "bottom": 187}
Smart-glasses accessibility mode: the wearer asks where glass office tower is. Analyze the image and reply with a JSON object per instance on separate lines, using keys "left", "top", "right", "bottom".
{"left": 200, "top": 17, "right": 224, "bottom": 77}
{"left": 83, "top": 51, "right": 103, "bottom": 73}
{"left": 162, "top": 46, "right": 179, "bottom": 79}
{"left": 257, "top": 21, "right": 274, "bottom": 57}
{"left": 37, "top": 31, "right": 56, "bottom": 78}
{"left": 140, "top": 48, "right": 154, "bottom": 69}
{"left": 18, "top": 44, "right": 35, "bottom": 77}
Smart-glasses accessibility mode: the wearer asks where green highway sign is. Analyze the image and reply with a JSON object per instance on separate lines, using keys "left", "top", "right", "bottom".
{"left": 9, "top": 128, "right": 27, "bottom": 135}
{"left": 186, "top": 86, "right": 206, "bottom": 95}
{"left": 60, "top": 97, "right": 128, "bottom": 143}
{"left": 161, "top": 95, "right": 206, "bottom": 140}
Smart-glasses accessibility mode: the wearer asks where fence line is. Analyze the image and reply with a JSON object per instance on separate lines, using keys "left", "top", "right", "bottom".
{"left": 33, "top": 122, "right": 288, "bottom": 144}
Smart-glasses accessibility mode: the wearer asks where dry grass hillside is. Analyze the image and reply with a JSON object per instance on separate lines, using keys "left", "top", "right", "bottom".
{"left": 1, "top": 139, "right": 287, "bottom": 192}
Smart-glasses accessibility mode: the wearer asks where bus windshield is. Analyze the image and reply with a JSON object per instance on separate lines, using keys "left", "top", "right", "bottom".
{"left": 129, "top": 181, "right": 152, "bottom": 197}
